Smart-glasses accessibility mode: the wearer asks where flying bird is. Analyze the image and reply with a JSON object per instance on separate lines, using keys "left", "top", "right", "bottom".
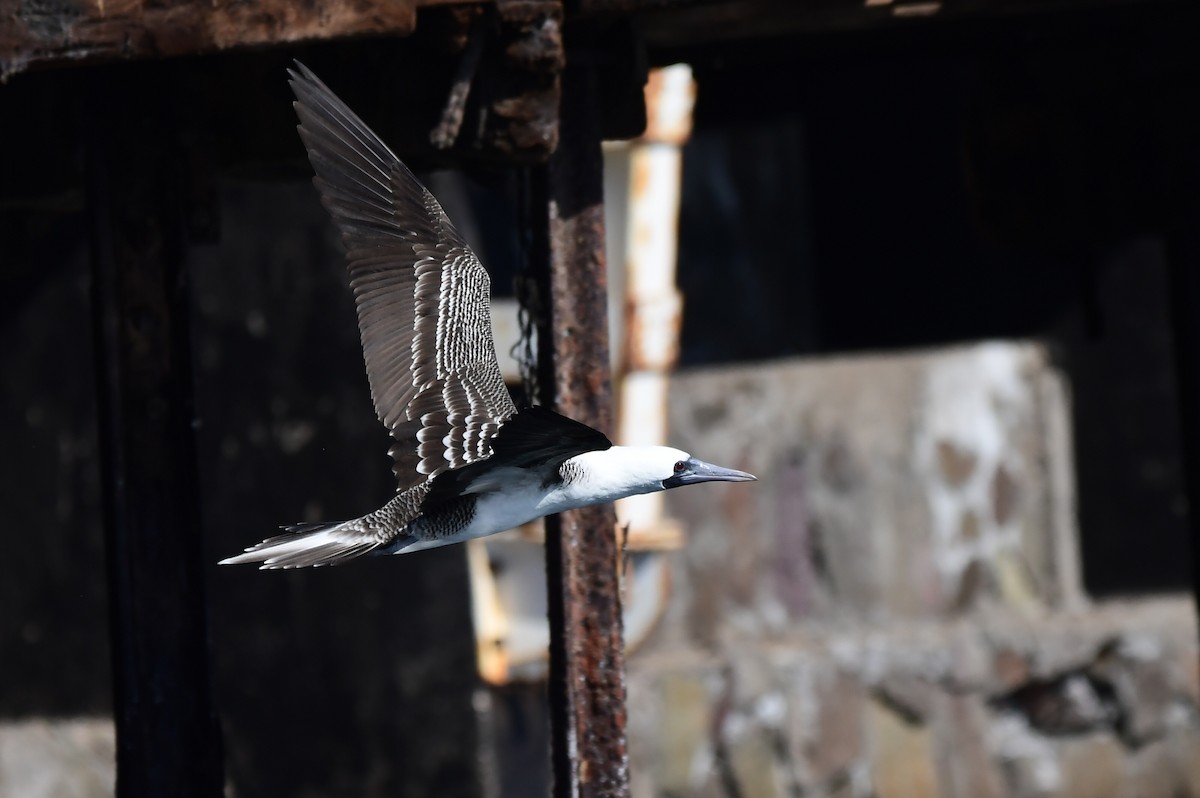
{"left": 220, "top": 64, "right": 755, "bottom": 570}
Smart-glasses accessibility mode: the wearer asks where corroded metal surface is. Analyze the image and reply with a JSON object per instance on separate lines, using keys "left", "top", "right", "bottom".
{"left": 533, "top": 63, "right": 630, "bottom": 798}
{"left": 480, "top": 0, "right": 565, "bottom": 158}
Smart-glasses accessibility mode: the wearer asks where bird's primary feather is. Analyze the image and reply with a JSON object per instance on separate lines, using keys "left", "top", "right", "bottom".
{"left": 290, "top": 63, "right": 516, "bottom": 489}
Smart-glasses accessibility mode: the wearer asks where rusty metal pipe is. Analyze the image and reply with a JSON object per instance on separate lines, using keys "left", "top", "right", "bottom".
{"left": 531, "top": 62, "right": 631, "bottom": 798}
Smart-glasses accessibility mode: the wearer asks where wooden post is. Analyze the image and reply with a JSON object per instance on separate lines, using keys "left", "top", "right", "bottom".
{"left": 87, "top": 65, "right": 224, "bottom": 797}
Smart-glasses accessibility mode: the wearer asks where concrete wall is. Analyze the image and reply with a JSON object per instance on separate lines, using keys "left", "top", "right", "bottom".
{"left": 627, "top": 600, "right": 1198, "bottom": 798}
{"left": 624, "top": 342, "right": 1199, "bottom": 798}
{"left": 0, "top": 720, "right": 114, "bottom": 798}
{"left": 658, "top": 343, "right": 1079, "bottom": 634}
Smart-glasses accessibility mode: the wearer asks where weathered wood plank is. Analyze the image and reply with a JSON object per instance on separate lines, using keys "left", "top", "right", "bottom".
{"left": 4, "top": 0, "right": 1188, "bottom": 81}
{"left": 0, "top": 0, "right": 424, "bottom": 78}
{"left": 87, "top": 64, "right": 224, "bottom": 797}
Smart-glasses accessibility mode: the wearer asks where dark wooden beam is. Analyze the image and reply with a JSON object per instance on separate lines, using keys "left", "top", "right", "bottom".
{"left": 0, "top": 0, "right": 425, "bottom": 78}
{"left": 87, "top": 64, "right": 223, "bottom": 797}
{"left": 5, "top": 0, "right": 1195, "bottom": 82}
{"left": 637, "top": 0, "right": 1194, "bottom": 54}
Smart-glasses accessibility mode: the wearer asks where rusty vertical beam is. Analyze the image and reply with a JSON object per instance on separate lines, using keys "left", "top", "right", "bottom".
{"left": 532, "top": 62, "right": 630, "bottom": 797}
{"left": 87, "top": 65, "right": 224, "bottom": 798}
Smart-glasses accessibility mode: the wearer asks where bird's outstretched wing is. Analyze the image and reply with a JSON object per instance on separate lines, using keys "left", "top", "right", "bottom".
{"left": 290, "top": 63, "right": 517, "bottom": 487}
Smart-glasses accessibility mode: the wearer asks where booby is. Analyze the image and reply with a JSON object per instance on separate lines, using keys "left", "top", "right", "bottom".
{"left": 220, "top": 64, "right": 755, "bottom": 570}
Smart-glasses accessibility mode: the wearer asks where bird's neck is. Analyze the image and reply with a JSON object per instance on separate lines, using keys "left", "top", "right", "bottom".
{"left": 554, "top": 446, "right": 658, "bottom": 507}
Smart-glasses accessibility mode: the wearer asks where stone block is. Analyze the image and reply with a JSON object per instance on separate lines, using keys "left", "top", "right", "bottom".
{"left": 992, "top": 647, "right": 1034, "bottom": 693}
{"left": 1165, "top": 727, "right": 1200, "bottom": 797}
{"left": 629, "top": 598, "right": 1198, "bottom": 798}
{"left": 874, "top": 673, "right": 938, "bottom": 724}
{"left": 1055, "top": 735, "right": 1125, "bottom": 798}
{"left": 664, "top": 342, "right": 1082, "bottom": 637}
{"left": 725, "top": 723, "right": 790, "bottom": 798}
{"left": 778, "top": 656, "right": 867, "bottom": 790}
{"left": 1128, "top": 734, "right": 1200, "bottom": 798}
{"left": 989, "top": 713, "right": 1062, "bottom": 798}
{"left": 1089, "top": 637, "right": 1178, "bottom": 745}
{"left": 627, "top": 661, "right": 728, "bottom": 797}
{"left": 809, "top": 670, "right": 868, "bottom": 787}
{"left": 658, "top": 670, "right": 716, "bottom": 795}
{"left": 867, "top": 698, "right": 942, "bottom": 798}
{"left": 0, "top": 719, "right": 114, "bottom": 798}
{"left": 929, "top": 693, "right": 1004, "bottom": 798}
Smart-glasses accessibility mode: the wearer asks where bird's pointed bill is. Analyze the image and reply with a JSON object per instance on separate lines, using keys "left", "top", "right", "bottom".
{"left": 664, "top": 457, "right": 757, "bottom": 488}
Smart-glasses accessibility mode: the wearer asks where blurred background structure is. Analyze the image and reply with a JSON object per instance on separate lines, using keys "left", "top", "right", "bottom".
{"left": 2, "top": 1, "right": 1200, "bottom": 797}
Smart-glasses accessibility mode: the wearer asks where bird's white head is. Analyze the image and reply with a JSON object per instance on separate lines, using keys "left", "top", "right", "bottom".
{"left": 569, "top": 445, "right": 756, "bottom": 504}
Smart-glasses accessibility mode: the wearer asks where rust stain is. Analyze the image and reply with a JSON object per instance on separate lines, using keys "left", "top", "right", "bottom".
{"left": 959, "top": 508, "right": 980, "bottom": 541}
{"left": 640, "top": 64, "right": 694, "bottom": 145}
{"left": 630, "top": 154, "right": 653, "bottom": 210}
{"left": 623, "top": 292, "right": 682, "bottom": 372}
{"left": 892, "top": 1, "right": 941, "bottom": 15}
{"left": 991, "top": 462, "right": 1018, "bottom": 525}
{"left": 992, "top": 648, "right": 1031, "bottom": 692}
{"left": 936, "top": 439, "right": 977, "bottom": 488}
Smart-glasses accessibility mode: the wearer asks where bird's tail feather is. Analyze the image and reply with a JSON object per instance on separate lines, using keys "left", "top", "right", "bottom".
{"left": 219, "top": 521, "right": 383, "bottom": 569}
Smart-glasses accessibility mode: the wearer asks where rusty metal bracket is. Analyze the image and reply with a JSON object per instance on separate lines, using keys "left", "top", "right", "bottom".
{"left": 476, "top": 0, "right": 566, "bottom": 159}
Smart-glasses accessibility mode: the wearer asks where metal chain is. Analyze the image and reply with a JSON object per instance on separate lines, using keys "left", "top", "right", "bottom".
{"left": 512, "top": 169, "right": 541, "bottom": 406}
{"left": 512, "top": 271, "right": 540, "bottom": 406}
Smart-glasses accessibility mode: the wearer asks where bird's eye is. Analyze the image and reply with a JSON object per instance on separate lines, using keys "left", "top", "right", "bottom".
{"left": 673, "top": 461, "right": 686, "bottom": 473}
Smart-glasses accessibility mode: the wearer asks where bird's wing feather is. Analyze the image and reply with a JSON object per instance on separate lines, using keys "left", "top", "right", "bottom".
{"left": 289, "top": 63, "right": 516, "bottom": 487}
